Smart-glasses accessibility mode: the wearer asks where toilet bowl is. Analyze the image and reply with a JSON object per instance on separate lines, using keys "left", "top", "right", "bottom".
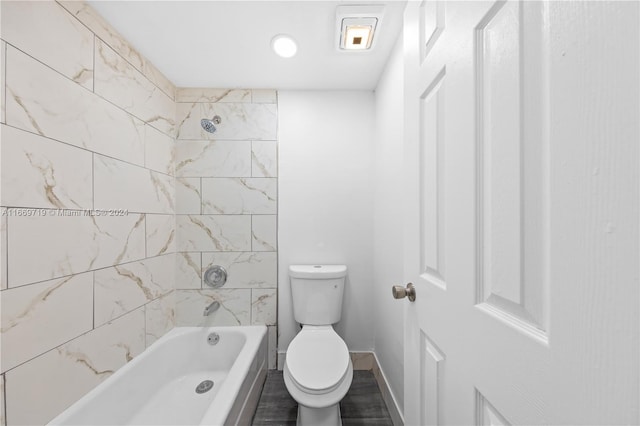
{"left": 285, "top": 264, "right": 351, "bottom": 425}
{"left": 284, "top": 325, "right": 353, "bottom": 426}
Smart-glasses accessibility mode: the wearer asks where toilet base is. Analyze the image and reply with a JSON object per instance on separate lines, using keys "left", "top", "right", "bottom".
{"left": 297, "top": 402, "right": 341, "bottom": 426}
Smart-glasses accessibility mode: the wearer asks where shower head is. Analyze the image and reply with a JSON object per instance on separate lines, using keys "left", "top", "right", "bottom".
{"left": 201, "top": 115, "right": 222, "bottom": 134}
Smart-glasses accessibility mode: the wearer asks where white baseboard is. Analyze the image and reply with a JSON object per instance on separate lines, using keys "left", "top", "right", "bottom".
{"left": 371, "top": 351, "right": 404, "bottom": 426}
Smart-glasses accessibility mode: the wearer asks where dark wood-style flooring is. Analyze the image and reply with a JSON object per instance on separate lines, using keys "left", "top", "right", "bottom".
{"left": 252, "top": 370, "right": 393, "bottom": 426}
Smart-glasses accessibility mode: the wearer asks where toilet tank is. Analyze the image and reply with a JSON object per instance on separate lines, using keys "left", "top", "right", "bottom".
{"left": 289, "top": 265, "right": 347, "bottom": 325}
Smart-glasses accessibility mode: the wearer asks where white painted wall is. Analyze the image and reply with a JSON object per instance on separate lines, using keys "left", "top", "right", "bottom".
{"left": 278, "top": 91, "right": 375, "bottom": 358}
{"left": 372, "top": 34, "right": 405, "bottom": 413}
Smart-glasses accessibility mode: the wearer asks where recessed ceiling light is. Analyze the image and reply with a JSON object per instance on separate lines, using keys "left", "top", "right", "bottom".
{"left": 271, "top": 34, "right": 297, "bottom": 58}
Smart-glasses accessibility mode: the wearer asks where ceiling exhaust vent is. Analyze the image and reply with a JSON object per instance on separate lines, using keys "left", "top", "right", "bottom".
{"left": 336, "top": 5, "right": 384, "bottom": 51}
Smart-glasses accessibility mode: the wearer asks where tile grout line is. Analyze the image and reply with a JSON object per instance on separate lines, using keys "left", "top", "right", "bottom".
{"left": 92, "top": 271, "right": 96, "bottom": 330}
{"left": 3, "top": 40, "right": 6, "bottom": 125}
{"left": 143, "top": 303, "right": 147, "bottom": 349}
{"left": 144, "top": 213, "right": 148, "bottom": 258}
{"left": 92, "top": 153, "right": 95, "bottom": 211}
{"left": 55, "top": 1, "right": 176, "bottom": 101}
{"left": 5, "top": 211, "right": 9, "bottom": 291}
{"left": 2, "top": 251, "right": 175, "bottom": 292}
{"left": 4, "top": 86, "right": 277, "bottom": 416}
{"left": 2, "top": 373, "right": 6, "bottom": 426}
{"left": 1, "top": 306, "right": 144, "bottom": 376}
{"left": 1, "top": 122, "right": 173, "bottom": 179}
{"left": 92, "top": 34, "right": 95, "bottom": 93}
{"left": 4, "top": 40, "right": 175, "bottom": 140}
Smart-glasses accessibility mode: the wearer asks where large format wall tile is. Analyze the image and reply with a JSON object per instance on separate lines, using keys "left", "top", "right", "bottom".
{"left": 0, "top": 208, "right": 6, "bottom": 289}
{"left": 94, "top": 254, "right": 174, "bottom": 326}
{"left": 5, "top": 46, "right": 145, "bottom": 166}
{"left": 145, "top": 125, "right": 175, "bottom": 176}
{"left": 94, "top": 155, "right": 174, "bottom": 214}
{"left": 175, "top": 140, "right": 251, "bottom": 177}
{"left": 1, "top": 1, "right": 183, "bottom": 421}
{"left": 1, "top": 272, "right": 93, "bottom": 373}
{"left": 1, "top": 124, "right": 93, "bottom": 209}
{"left": 146, "top": 214, "right": 175, "bottom": 257}
{"left": 1, "top": 40, "right": 6, "bottom": 123}
{"left": 175, "top": 89, "right": 276, "bottom": 105}
{"left": 252, "top": 289, "right": 277, "bottom": 325}
{"left": 202, "top": 252, "right": 277, "bottom": 289}
{"left": 145, "top": 291, "right": 175, "bottom": 348}
{"left": 57, "top": 3, "right": 141, "bottom": 71}
{"left": 173, "top": 88, "right": 279, "bottom": 339}
{"left": 176, "top": 252, "right": 202, "bottom": 290}
{"left": 8, "top": 213, "right": 145, "bottom": 287}
{"left": 4, "top": 308, "right": 145, "bottom": 425}
{"left": 1, "top": 27, "right": 279, "bottom": 420}
{"left": 175, "top": 289, "right": 250, "bottom": 326}
{"left": 176, "top": 215, "right": 251, "bottom": 252}
{"left": 57, "top": 1, "right": 176, "bottom": 100}
{"left": 252, "top": 215, "right": 277, "bottom": 251}
{"left": 95, "top": 40, "right": 175, "bottom": 136}
{"left": 1, "top": 1, "right": 94, "bottom": 90}
{"left": 176, "top": 88, "right": 251, "bottom": 103}
{"left": 0, "top": 374, "right": 4, "bottom": 426}
{"left": 252, "top": 141, "right": 278, "bottom": 178}
{"left": 202, "top": 178, "right": 277, "bottom": 214}
{"left": 141, "top": 63, "right": 175, "bottom": 102}
{"left": 176, "top": 103, "right": 277, "bottom": 140}
{"left": 176, "top": 177, "right": 201, "bottom": 214}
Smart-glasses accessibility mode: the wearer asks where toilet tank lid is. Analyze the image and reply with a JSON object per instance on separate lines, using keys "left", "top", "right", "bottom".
{"left": 289, "top": 265, "right": 347, "bottom": 279}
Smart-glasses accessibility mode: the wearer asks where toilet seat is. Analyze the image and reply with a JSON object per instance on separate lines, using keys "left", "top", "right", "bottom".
{"left": 286, "top": 326, "right": 350, "bottom": 394}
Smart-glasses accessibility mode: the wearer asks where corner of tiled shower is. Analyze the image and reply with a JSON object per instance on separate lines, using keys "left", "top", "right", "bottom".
{"left": 172, "top": 87, "right": 279, "bottom": 367}
{"left": 0, "top": 2, "right": 278, "bottom": 424}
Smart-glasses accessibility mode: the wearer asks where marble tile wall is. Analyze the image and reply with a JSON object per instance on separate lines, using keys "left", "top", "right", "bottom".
{"left": 0, "top": 2, "right": 176, "bottom": 424}
{"left": 174, "top": 88, "right": 279, "bottom": 370}
{"left": 1, "top": 3, "right": 280, "bottom": 425}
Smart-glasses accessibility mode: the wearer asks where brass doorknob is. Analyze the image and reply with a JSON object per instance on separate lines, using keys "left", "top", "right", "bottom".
{"left": 392, "top": 283, "right": 416, "bottom": 302}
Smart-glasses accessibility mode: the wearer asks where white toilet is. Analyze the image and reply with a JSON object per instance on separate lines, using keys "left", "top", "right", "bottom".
{"left": 284, "top": 265, "right": 353, "bottom": 426}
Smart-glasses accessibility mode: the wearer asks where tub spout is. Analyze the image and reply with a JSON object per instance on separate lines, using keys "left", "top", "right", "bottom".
{"left": 203, "top": 301, "right": 220, "bottom": 316}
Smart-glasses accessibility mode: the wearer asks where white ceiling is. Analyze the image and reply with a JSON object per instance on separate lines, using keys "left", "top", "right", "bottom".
{"left": 87, "top": 0, "right": 407, "bottom": 90}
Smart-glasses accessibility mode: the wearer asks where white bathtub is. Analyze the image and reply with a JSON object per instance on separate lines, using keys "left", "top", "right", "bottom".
{"left": 50, "top": 326, "right": 268, "bottom": 426}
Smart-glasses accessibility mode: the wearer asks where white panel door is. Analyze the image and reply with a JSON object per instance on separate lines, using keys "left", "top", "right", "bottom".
{"left": 401, "top": 1, "right": 639, "bottom": 424}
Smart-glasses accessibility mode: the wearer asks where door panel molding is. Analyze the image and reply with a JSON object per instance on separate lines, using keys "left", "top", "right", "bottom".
{"left": 419, "top": 0, "right": 445, "bottom": 64}
{"left": 421, "top": 332, "right": 445, "bottom": 426}
{"left": 476, "top": 390, "right": 512, "bottom": 426}
{"left": 419, "top": 67, "right": 447, "bottom": 290}
{"left": 474, "top": 0, "right": 549, "bottom": 337}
